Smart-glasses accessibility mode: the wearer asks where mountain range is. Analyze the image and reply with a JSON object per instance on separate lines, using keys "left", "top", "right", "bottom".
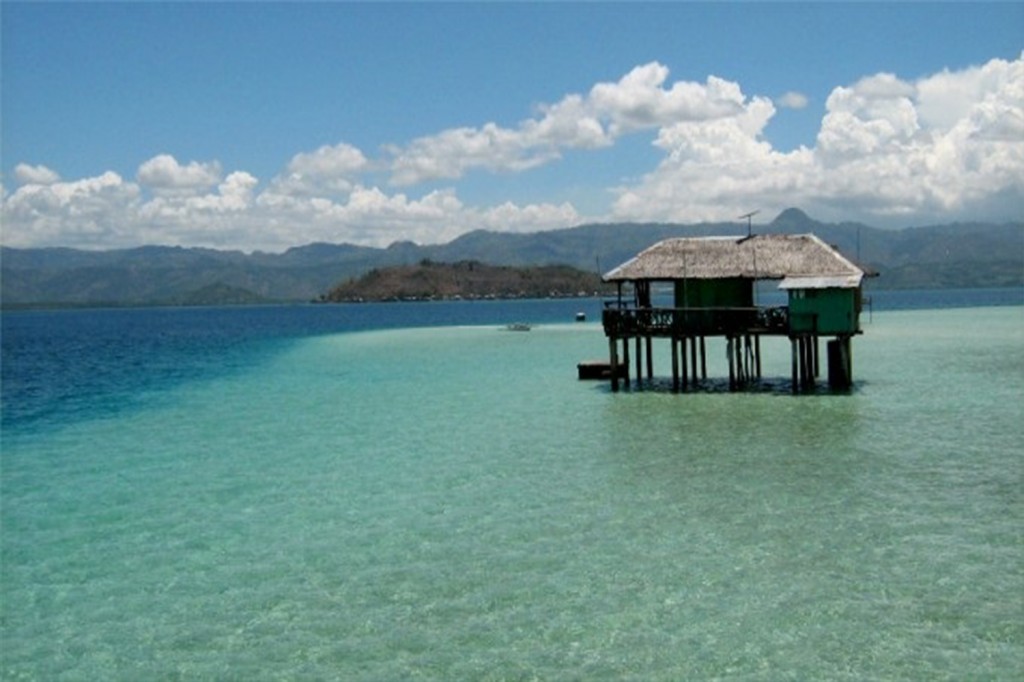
{"left": 1, "top": 208, "right": 1021, "bottom": 307}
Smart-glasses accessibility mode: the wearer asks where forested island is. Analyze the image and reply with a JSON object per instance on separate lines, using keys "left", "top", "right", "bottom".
{"left": 321, "top": 260, "right": 610, "bottom": 302}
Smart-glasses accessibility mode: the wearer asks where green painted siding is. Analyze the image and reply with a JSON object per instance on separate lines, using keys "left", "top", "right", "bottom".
{"left": 673, "top": 278, "right": 755, "bottom": 333}
{"left": 788, "top": 288, "right": 860, "bottom": 334}
{"left": 674, "top": 278, "right": 753, "bottom": 308}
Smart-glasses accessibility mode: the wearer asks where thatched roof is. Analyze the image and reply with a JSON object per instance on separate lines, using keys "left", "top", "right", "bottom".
{"left": 603, "top": 233, "right": 866, "bottom": 285}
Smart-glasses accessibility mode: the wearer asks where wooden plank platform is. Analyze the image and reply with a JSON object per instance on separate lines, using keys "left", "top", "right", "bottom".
{"left": 577, "top": 360, "right": 627, "bottom": 381}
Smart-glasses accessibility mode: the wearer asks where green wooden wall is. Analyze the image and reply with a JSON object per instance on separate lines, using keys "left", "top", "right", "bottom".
{"left": 674, "top": 278, "right": 753, "bottom": 308}
{"left": 788, "top": 288, "right": 860, "bottom": 334}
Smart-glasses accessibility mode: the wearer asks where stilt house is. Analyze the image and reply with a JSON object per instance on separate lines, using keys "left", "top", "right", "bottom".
{"left": 601, "top": 233, "right": 873, "bottom": 392}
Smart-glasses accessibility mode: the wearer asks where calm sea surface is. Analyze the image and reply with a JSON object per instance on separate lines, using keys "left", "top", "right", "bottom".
{"left": 2, "top": 289, "right": 1022, "bottom": 680}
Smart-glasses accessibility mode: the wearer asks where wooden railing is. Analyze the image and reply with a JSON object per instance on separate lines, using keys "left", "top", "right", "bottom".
{"left": 602, "top": 305, "right": 790, "bottom": 337}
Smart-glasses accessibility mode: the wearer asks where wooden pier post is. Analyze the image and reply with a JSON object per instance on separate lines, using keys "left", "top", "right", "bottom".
{"left": 690, "top": 336, "right": 699, "bottom": 386}
{"left": 743, "top": 335, "right": 753, "bottom": 383}
{"left": 799, "top": 336, "right": 807, "bottom": 390}
{"left": 827, "top": 336, "right": 853, "bottom": 390}
{"left": 801, "top": 336, "right": 815, "bottom": 389}
{"left": 630, "top": 333, "right": 638, "bottom": 387}
{"left": 680, "top": 336, "right": 689, "bottom": 389}
{"left": 812, "top": 336, "right": 820, "bottom": 378}
{"left": 806, "top": 335, "right": 815, "bottom": 385}
{"left": 791, "top": 337, "right": 799, "bottom": 394}
{"left": 671, "top": 337, "right": 680, "bottom": 393}
{"left": 621, "top": 337, "right": 631, "bottom": 390}
{"left": 727, "top": 337, "right": 736, "bottom": 390}
{"left": 735, "top": 336, "right": 746, "bottom": 385}
{"left": 700, "top": 336, "right": 707, "bottom": 380}
{"left": 754, "top": 335, "right": 762, "bottom": 379}
{"left": 609, "top": 337, "right": 620, "bottom": 393}
{"left": 645, "top": 336, "right": 654, "bottom": 382}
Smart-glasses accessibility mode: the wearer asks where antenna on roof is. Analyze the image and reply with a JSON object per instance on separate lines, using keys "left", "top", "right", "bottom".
{"left": 738, "top": 210, "right": 760, "bottom": 237}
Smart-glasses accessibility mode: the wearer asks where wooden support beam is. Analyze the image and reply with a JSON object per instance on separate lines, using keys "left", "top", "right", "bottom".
{"left": 680, "top": 336, "right": 689, "bottom": 389}
{"left": 791, "top": 337, "right": 799, "bottom": 394}
{"left": 700, "top": 336, "right": 707, "bottom": 379}
{"left": 671, "top": 337, "right": 680, "bottom": 393}
{"left": 735, "top": 336, "right": 745, "bottom": 384}
{"left": 727, "top": 337, "right": 736, "bottom": 390}
{"left": 845, "top": 336, "right": 853, "bottom": 381}
{"left": 609, "top": 337, "right": 620, "bottom": 393}
{"left": 812, "top": 336, "right": 820, "bottom": 378}
{"left": 802, "top": 336, "right": 815, "bottom": 389}
{"left": 646, "top": 336, "right": 654, "bottom": 381}
{"left": 634, "top": 336, "right": 642, "bottom": 389}
{"left": 743, "top": 335, "right": 753, "bottom": 383}
{"left": 827, "top": 336, "right": 854, "bottom": 390}
{"left": 754, "top": 335, "right": 762, "bottom": 379}
{"left": 690, "top": 335, "right": 699, "bottom": 385}
{"left": 622, "top": 337, "right": 631, "bottom": 390}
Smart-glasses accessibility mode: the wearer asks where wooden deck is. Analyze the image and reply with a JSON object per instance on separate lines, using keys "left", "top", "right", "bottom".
{"left": 601, "top": 305, "right": 790, "bottom": 338}
{"left": 599, "top": 305, "right": 854, "bottom": 393}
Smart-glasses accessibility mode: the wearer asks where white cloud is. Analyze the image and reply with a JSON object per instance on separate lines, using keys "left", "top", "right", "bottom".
{"left": 477, "top": 200, "right": 581, "bottom": 234}
{"left": 14, "top": 163, "right": 61, "bottom": 185}
{"left": 612, "top": 96, "right": 815, "bottom": 223}
{"left": 527, "top": 94, "right": 611, "bottom": 150}
{"left": 614, "top": 54, "right": 1024, "bottom": 226}
{"left": 387, "top": 62, "right": 746, "bottom": 186}
{"left": 2, "top": 56, "right": 1021, "bottom": 251}
{"left": 251, "top": 183, "right": 581, "bottom": 249}
{"left": 776, "top": 91, "right": 808, "bottom": 110}
{"left": 288, "top": 142, "right": 368, "bottom": 178}
{"left": 389, "top": 123, "right": 560, "bottom": 187}
{"left": 590, "top": 66, "right": 744, "bottom": 135}
{"left": 2, "top": 171, "right": 142, "bottom": 248}
{"left": 269, "top": 142, "right": 371, "bottom": 197}
{"left": 137, "top": 154, "right": 222, "bottom": 195}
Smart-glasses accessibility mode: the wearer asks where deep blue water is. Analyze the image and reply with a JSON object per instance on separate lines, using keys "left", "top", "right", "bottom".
{"left": 2, "top": 288, "right": 1020, "bottom": 434}
{"left": 0, "top": 298, "right": 602, "bottom": 433}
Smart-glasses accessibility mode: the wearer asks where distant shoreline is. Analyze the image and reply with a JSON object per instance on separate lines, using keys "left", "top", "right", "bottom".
{"left": 1, "top": 285, "right": 1021, "bottom": 314}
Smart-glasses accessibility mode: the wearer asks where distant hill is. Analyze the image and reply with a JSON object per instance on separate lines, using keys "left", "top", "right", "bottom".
{"left": 1, "top": 209, "right": 1021, "bottom": 307}
{"left": 322, "top": 260, "right": 610, "bottom": 302}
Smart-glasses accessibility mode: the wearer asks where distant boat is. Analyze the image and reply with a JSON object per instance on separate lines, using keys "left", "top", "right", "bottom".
{"left": 505, "top": 322, "right": 532, "bottom": 332}
{"left": 575, "top": 312, "right": 586, "bottom": 322}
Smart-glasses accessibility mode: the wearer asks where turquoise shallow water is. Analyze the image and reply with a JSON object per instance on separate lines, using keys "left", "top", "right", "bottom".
{"left": 2, "top": 303, "right": 1022, "bottom": 679}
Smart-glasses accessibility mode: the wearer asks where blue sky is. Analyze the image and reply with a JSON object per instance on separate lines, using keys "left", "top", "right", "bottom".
{"left": 3, "top": 2, "right": 1022, "bottom": 251}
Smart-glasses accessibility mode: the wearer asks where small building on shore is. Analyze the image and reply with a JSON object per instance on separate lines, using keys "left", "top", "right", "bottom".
{"left": 600, "top": 233, "right": 874, "bottom": 393}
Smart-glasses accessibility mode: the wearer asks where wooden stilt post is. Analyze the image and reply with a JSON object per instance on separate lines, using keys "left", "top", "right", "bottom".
{"left": 744, "top": 335, "right": 753, "bottom": 382}
{"left": 690, "top": 335, "right": 699, "bottom": 386}
{"left": 671, "top": 337, "right": 680, "bottom": 393}
{"left": 634, "top": 336, "right": 642, "bottom": 389}
{"left": 645, "top": 336, "right": 654, "bottom": 381}
{"left": 700, "top": 336, "right": 707, "bottom": 380}
{"left": 798, "top": 336, "right": 807, "bottom": 389}
{"left": 845, "top": 336, "right": 853, "bottom": 382}
{"left": 827, "top": 336, "right": 854, "bottom": 390}
{"left": 622, "top": 337, "right": 631, "bottom": 390}
{"left": 809, "top": 337, "right": 815, "bottom": 387}
{"left": 802, "top": 336, "right": 815, "bottom": 389}
{"left": 791, "top": 337, "right": 799, "bottom": 394}
{"left": 754, "top": 335, "right": 762, "bottom": 379}
{"left": 727, "top": 337, "right": 736, "bottom": 390}
{"left": 812, "top": 336, "right": 820, "bottom": 378}
{"left": 610, "top": 337, "right": 620, "bottom": 393}
{"left": 680, "top": 336, "right": 689, "bottom": 389}
{"left": 735, "top": 336, "right": 745, "bottom": 385}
